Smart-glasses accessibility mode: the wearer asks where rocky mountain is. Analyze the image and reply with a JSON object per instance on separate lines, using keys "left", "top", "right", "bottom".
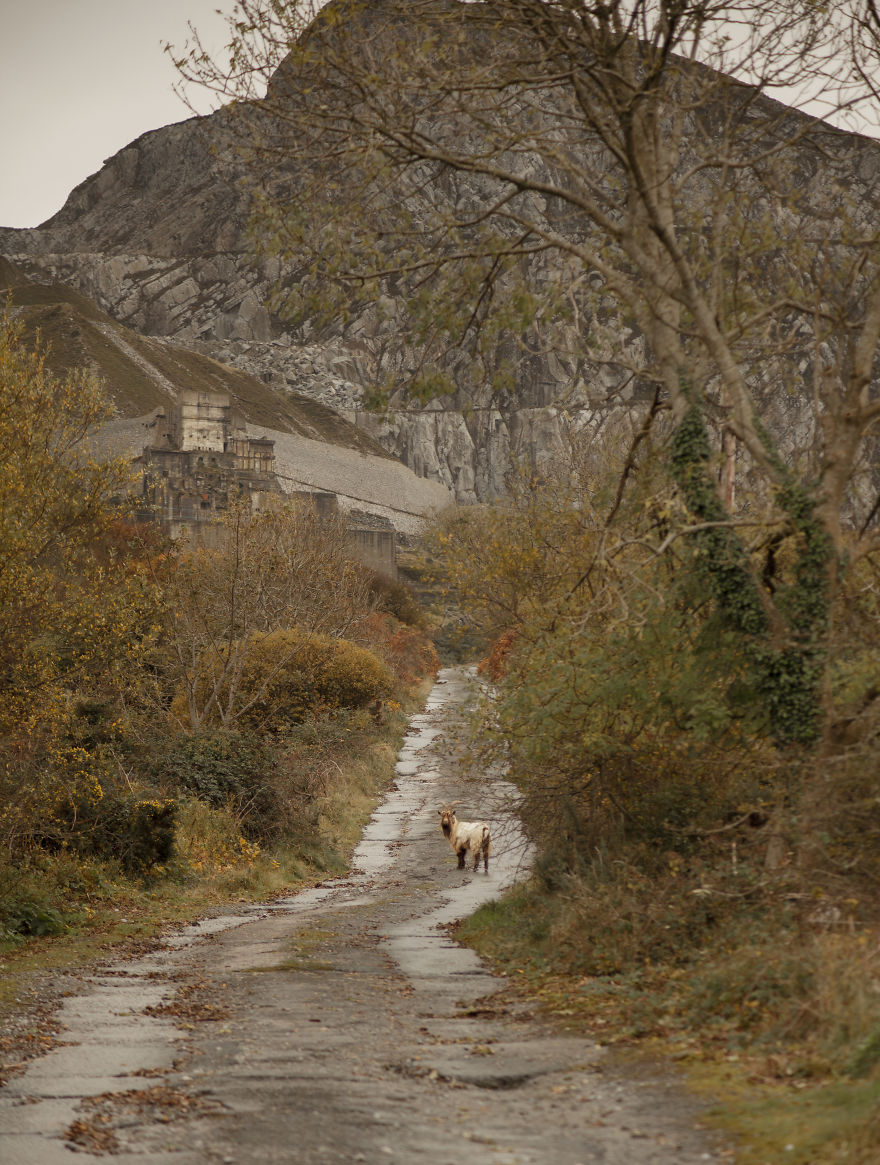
{"left": 2, "top": 1, "right": 878, "bottom": 502}
{"left": 0, "top": 131, "right": 529, "bottom": 501}
{"left": 0, "top": 257, "right": 451, "bottom": 534}
{"left": 0, "top": 12, "right": 619, "bottom": 501}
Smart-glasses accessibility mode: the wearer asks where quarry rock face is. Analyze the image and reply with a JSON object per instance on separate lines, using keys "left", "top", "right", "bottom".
{"left": 0, "top": 100, "right": 652, "bottom": 502}
{"left": 0, "top": 255, "right": 452, "bottom": 535}
{"left": 2, "top": 7, "right": 875, "bottom": 501}
{"left": 1, "top": 231, "right": 588, "bottom": 501}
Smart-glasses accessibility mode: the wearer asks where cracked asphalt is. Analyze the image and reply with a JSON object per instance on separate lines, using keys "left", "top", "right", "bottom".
{"left": 0, "top": 668, "right": 728, "bottom": 1164}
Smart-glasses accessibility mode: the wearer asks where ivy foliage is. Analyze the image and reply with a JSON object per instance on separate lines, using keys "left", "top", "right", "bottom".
{"left": 152, "top": 729, "right": 279, "bottom": 841}
{"left": 669, "top": 406, "right": 768, "bottom": 638}
{"left": 670, "top": 405, "right": 830, "bottom": 745}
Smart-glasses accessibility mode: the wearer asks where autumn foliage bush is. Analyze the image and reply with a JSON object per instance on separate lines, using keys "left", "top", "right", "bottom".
{"left": 359, "top": 611, "right": 439, "bottom": 687}
{"left": 478, "top": 628, "right": 517, "bottom": 682}
{"left": 171, "top": 627, "right": 394, "bottom": 733}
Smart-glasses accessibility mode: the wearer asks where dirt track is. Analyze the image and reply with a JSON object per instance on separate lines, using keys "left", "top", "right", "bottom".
{"left": 0, "top": 668, "right": 727, "bottom": 1164}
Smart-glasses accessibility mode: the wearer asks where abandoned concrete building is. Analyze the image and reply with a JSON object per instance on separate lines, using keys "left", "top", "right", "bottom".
{"left": 138, "top": 391, "right": 282, "bottom": 538}
{"left": 137, "top": 390, "right": 397, "bottom": 577}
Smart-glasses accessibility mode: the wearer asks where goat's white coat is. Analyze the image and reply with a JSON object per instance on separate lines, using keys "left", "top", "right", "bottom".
{"left": 439, "top": 803, "right": 491, "bottom": 873}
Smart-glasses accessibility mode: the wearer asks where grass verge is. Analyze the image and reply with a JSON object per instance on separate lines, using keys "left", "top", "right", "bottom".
{"left": 0, "top": 688, "right": 430, "bottom": 1038}
{"left": 456, "top": 880, "right": 880, "bottom": 1163}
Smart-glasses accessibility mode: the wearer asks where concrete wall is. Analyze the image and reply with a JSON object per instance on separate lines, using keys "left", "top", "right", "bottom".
{"left": 171, "top": 390, "right": 231, "bottom": 452}
{"left": 349, "top": 528, "right": 397, "bottom": 579}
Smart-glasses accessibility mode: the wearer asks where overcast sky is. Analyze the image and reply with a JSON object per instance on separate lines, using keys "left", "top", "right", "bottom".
{"left": 0, "top": 1, "right": 232, "bottom": 229}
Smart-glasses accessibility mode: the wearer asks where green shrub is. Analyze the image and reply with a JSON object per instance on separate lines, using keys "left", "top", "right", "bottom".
{"left": 65, "top": 792, "right": 177, "bottom": 874}
{"left": 0, "top": 897, "right": 67, "bottom": 940}
{"left": 152, "top": 729, "right": 279, "bottom": 841}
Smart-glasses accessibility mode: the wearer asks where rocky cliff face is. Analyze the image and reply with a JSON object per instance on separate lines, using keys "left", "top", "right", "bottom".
{"left": 0, "top": 103, "right": 655, "bottom": 500}
{"left": 0, "top": 257, "right": 451, "bottom": 533}
{"left": 1, "top": 228, "right": 595, "bottom": 500}
{"left": 2, "top": 6, "right": 876, "bottom": 502}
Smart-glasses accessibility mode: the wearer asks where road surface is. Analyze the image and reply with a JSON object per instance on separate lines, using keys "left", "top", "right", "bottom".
{"left": 0, "top": 668, "right": 725, "bottom": 1164}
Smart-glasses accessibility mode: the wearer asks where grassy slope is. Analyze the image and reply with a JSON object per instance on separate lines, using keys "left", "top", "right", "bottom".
{"left": 0, "top": 257, "right": 391, "bottom": 457}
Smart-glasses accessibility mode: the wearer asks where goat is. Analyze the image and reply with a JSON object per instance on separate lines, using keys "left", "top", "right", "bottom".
{"left": 438, "top": 802, "right": 491, "bottom": 873}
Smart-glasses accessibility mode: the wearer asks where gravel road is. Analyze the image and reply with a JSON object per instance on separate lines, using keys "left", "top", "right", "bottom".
{"left": 0, "top": 668, "right": 727, "bottom": 1164}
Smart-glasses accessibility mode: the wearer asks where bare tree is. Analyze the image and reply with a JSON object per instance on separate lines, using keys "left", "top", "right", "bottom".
{"left": 174, "top": 0, "right": 880, "bottom": 742}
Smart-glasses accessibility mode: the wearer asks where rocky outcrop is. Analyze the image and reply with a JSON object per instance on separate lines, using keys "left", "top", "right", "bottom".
{"left": 2, "top": 5, "right": 874, "bottom": 501}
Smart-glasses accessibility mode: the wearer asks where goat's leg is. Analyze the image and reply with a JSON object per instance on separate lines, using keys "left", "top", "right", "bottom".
{"left": 482, "top": 845, "right": 490, "bottom": 873}
{"left": 457, "top": 848, "right": 467, "bottom": 869}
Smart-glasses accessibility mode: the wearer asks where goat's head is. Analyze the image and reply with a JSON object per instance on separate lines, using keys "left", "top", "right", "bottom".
{"left": 438, "top": 801, "right": 460, "bottom": 838}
